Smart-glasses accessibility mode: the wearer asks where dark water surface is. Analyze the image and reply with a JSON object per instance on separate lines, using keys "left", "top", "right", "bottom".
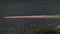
{"left": 0, "top": 18, "right": 60, "bottom": 31}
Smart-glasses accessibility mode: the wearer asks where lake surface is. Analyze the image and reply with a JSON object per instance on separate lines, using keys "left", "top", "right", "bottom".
{"left": 0, "top": 18, "right": 60, "bottom": 31}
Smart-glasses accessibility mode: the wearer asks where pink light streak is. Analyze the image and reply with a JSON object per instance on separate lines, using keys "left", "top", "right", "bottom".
{"left": 3, "top": 15, "right": 60, "bottom": 19}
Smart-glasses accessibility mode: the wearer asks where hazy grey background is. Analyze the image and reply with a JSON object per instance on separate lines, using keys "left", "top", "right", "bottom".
{"left": 0, "top": 1, "right": 60, "bottom": 31}
{"left": 0, "top": 1, "right": 60, "bottom": 17}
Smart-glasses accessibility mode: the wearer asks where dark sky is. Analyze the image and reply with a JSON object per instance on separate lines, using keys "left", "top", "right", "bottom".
{"left": 0, "top": 1, "right": 60, "bottom": 17}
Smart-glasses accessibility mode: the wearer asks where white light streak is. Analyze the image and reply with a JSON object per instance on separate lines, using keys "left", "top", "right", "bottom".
{"left": 3, "top": 15, "right": 60, "bottom": 19}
